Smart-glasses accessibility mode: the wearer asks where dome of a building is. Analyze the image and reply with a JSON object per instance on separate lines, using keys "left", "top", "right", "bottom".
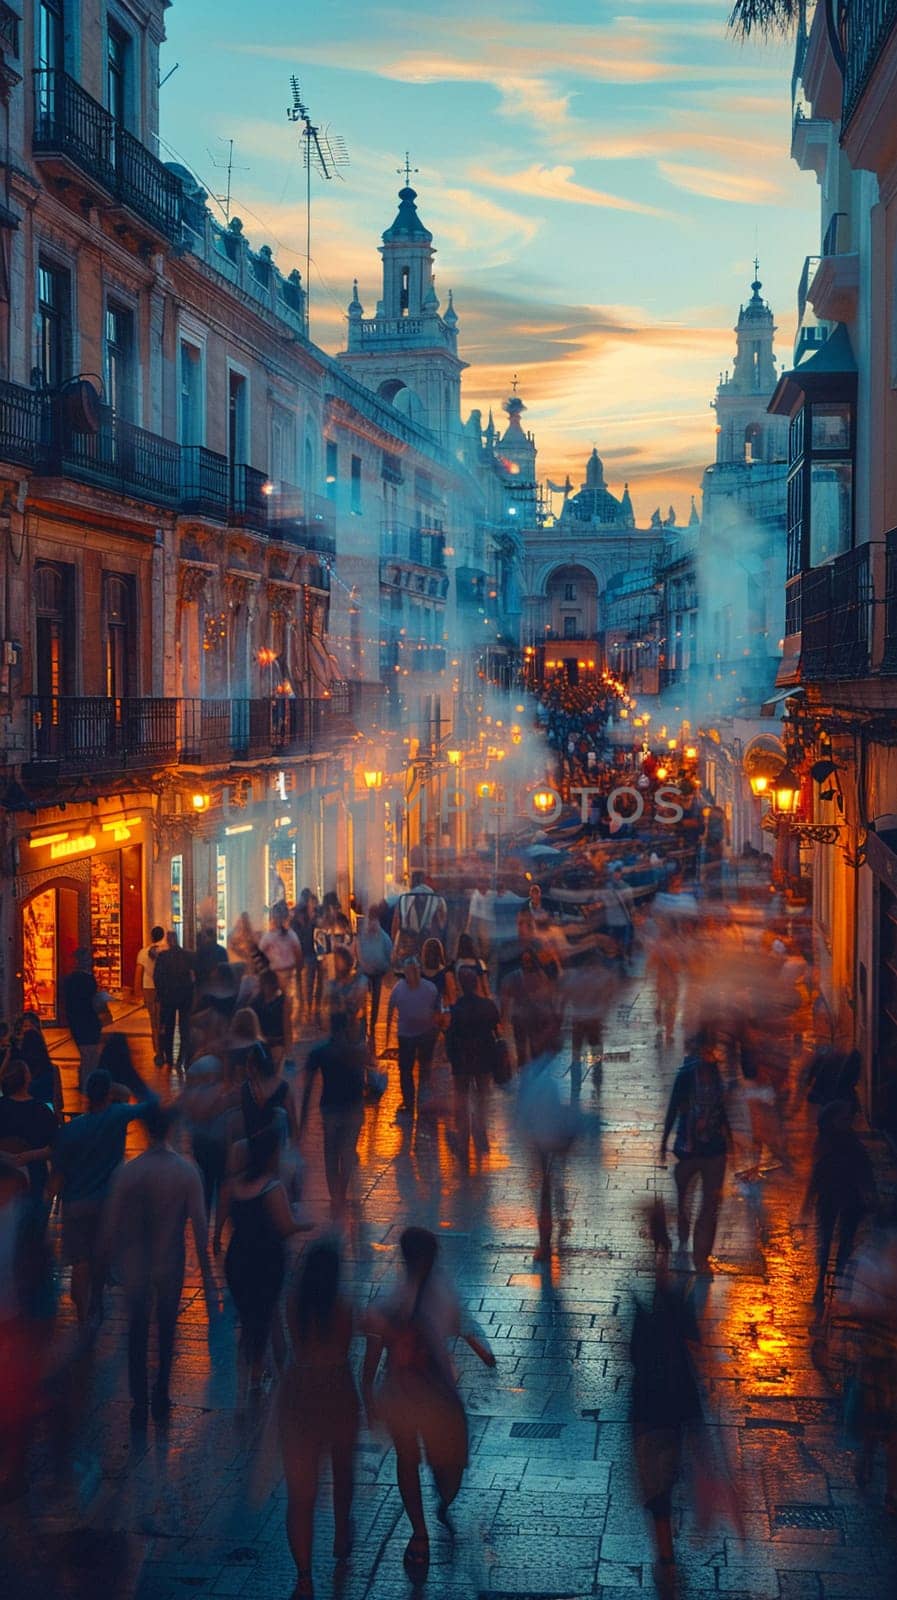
{"left": 382, "top": 186, "right": 433, "bottom": 244}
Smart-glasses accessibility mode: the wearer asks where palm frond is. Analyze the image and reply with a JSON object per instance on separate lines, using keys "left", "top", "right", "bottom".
{"left": 727, "top": 0, "right": 802, "bottom": 39}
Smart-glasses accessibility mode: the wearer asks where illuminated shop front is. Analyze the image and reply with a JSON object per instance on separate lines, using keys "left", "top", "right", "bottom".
{"left": 18, "top": 813, "right": 146, "bottom": 1022}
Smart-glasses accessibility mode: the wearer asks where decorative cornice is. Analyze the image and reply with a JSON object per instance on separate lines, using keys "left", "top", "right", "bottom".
{"left": 178, "top": 559, "right": 217, "bottom": 603}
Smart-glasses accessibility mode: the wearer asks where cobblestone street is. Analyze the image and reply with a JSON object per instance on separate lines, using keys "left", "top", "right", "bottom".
{"left": 3, "top": 973, "right": 895, "bottom": 1600}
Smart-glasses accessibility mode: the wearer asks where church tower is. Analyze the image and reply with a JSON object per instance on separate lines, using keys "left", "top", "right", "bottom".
{"left": 712, "top": 268, "right": 788, "bottom": 465}
{"left": 339, "top": 180, "right": 467, "bottom": 449}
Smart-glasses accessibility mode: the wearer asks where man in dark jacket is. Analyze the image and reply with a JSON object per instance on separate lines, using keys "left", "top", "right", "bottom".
{"left": 660, "top": 1029, "right": 732, "bottom": 1273}
{"left": 62, "top": 948, "right": 102, "bottom": 1091}
{"left": 153, "top": 934, "right": 194, "bottom": 1073}
{"left": 446, "top": 966, "right": 500, "bottom": 1163}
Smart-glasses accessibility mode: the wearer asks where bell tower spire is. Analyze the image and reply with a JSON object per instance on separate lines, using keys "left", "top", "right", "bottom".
{"left": 339, "top": 172, "right": 467, "bottom": 447}
{"left": 711, "top": 265, "right": 788, "bottom": 465}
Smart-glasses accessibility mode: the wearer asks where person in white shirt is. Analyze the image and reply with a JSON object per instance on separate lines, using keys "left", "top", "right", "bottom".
{"left": 259, "top": 908, "right": 302, "bottom": 1057}
{"left": 134, "top": 925, "right": 165, "bottom": 1067}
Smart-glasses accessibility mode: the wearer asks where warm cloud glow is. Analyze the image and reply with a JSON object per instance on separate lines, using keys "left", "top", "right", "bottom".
{"left": 658, "top": 160, "right": 784, "bottom": 204}
{"left": 470, "top": 163, "right": 671, "bottom": 219}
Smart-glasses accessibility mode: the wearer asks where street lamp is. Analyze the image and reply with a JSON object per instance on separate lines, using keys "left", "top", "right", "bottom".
{"left": 772, "top": 765, "right": 801, "bottom": 817}
{"left": 363, "top": 769, "right": 383, "bottom": 790}
{"left": 447, "top": 749, "right": 461, "bottom": 766}
{"left": 749, "top": 773, "right": 769, "bottom": 798}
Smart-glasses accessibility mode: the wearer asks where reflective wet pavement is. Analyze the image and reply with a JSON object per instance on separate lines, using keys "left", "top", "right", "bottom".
{"left": 4, "top": 972, "right": 896, "bottom": 1600}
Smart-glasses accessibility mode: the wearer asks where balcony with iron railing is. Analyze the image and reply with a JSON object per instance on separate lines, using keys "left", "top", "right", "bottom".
{"left": 27, "top": 693, "right": 357, "bottom": 774}
{"left": 842, "top": 0, "right": 897, "bottom": 129}
{"left": 0, "top": 385, "right": 338, "bottom": 548}
{"left": 32, "top": 70, "right": 182, "bottom": 240}
{"left": 0, "top": 379, "right": 43, "bottom": 466}
{"left": 797, "top": 545, "right": 873, "bottom": 680}
{"left": 808, "top": 210, "right": 859, "bottom": 322}
{"left": 883, "top": 528, "right": 897, "bottom": 671}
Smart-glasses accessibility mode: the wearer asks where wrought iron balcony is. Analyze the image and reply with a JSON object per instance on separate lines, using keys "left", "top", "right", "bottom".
{"left": 230, "top": 463, "right": 270, "bottom": 531}
{"left": 48, "top": 413, "right": 180, "bottom": 504}
{"left": 883, "top": 528, "right": 897, "bottom": 672}
{"left": 29, "top": 696, "right": 180, "bottom": 772}
{"left": 180, "top": 446, "right": 230, "bottom": 518}
{"left": 0, "top": 379, "right": 43, "bottom": 466}
{"left": 843, "top": 0, "right": 897, "bottom": 128}
{"left": 797, "top": 255, "right": 822, "bottom": 324}
{"left": 27, "top": 694, "right": 352, "bottom": 774}
{"left": 799, "top": 545, "right": 872, "bottom": 679}
{"left": 32, "top": 70, "right": 182, "bottom": 240}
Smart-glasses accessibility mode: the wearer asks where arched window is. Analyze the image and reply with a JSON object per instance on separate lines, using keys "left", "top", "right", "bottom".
{"left": 744, "top": 422, "right": 762, "bottom": 463}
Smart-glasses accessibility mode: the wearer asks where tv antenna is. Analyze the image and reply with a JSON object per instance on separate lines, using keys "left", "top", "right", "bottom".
{"left": 206, "top": 137, "right": 249, "bottom": 223}
{"left": 287, "top": 76, "right": 349, "bottom": 337}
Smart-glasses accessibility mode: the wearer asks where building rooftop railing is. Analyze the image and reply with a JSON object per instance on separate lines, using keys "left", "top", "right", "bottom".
{"left": 842, "top": 0, "right": 897, "bottom": 129}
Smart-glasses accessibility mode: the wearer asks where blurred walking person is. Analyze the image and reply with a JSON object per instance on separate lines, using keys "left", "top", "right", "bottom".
{"left": 805, "top": 1099, "right": 877, "bottom": 1316}
{"left": 357, "top": 906, "right": 393, "bottom": 1044}
{"left": 279, "top": 1241, "right": 360, "bottom": 1597}
{"left": 501, "top": 946, "right": 560, "bottom": 1069}
{"left": 445, "top": 966, "right": 499, "bottom": 1165}
{"left": 516, "top": 1043, "right": 579, "bottom": 1262}
{"left": 154, "top": 932, "right": 195, "bottom": 1074}
{"left": 629, "top": 1200, "right": 704, "bottom": 1599}
{"left": 50, "top": 1069, "right": 155, "bottom": 1327}
{"left": 361, "top": 1227, "right": 495, "bottom": 1582}
{"left": 225, "top": 1125, "right": 308, "bottom": 1397}
{"left": 660, "top": 1028, "right": 732, "bottom": 1274}
{"left": 386, "top": 957, "right": 441, "bottom": 1121}
{"left": 133, "top": 926, "right": 166, "bottom": 1067}
{"left": 62, "top": 948, "right": 103, "bottom": 1090}
{"left": 300, "top": 1013, "right": 366, "bottom": 1218}
{"left": 100, "top": 1103, "right": 216, "bottom": 1428}
{"left": 259, "top": 906, "right": 301, "bottom": 1061}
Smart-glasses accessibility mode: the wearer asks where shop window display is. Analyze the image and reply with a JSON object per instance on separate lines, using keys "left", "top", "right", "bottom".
{"left": 90, "top": 854, "right": 122, "bottom": 993}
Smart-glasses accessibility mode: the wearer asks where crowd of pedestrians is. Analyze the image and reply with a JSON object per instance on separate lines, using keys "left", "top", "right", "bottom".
{"left": 2, "top": 716, "right": 897, "bottom": 1596}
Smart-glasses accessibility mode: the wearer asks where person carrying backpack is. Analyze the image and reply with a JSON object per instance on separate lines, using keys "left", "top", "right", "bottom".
{"left": 660, "top": 1027, "right": 732, "bottom": 1274}
{"left": 390, "top": 872, "right": 447, "bottom": 964}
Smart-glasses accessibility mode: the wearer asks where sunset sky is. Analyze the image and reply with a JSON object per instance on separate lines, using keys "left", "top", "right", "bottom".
{"left": 161, "top": 0, "right": 817, "bottom": 522}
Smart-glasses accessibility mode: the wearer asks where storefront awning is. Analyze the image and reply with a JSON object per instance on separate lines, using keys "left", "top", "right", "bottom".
{"left": 760, "top": 686, "right": 803, "bottom": 715}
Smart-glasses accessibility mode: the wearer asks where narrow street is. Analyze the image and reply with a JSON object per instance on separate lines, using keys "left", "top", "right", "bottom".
{"left": 5, "top": 971, "right": 896, "bottom": 1600}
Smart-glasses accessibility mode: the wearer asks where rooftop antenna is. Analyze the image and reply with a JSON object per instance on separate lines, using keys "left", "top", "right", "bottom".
{"left": 206, "top": 137, "right": 249, "bottom": 224}
{"left": 287, "top": 76, "right": 349, "bottom": 338}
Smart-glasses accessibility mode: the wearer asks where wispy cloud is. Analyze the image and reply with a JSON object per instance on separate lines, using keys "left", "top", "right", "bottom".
{"left": 470, "top": 163, "right": 671, "bottom": 218}
{"left": 658, "top": 160, "right": 784, "bottom": 204}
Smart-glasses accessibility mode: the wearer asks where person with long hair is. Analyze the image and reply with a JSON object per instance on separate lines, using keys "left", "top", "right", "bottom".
{"left": 361, "top": 1226, "right": 495, "bottom": 1582}
{"left": 421, "top": 937, "right": 454, "bottom": 1004}
{"left": 452, "top": 933, "right": 490, "bottom": 999}
{"left": 279, "top": 1241, "right": 360, "bottom": 1598}
{"left": 224, "top": 1125, "right": 308, "bottom": 1396}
